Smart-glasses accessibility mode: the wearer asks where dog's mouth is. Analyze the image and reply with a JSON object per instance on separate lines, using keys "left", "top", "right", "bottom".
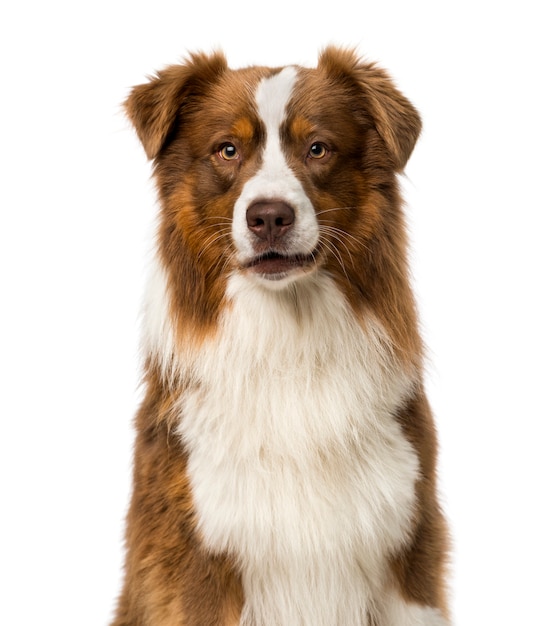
{"left": 245, "top": 250, "right": 317, "bottom": 279}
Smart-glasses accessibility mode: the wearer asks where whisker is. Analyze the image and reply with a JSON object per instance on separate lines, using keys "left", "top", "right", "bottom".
{"left": 196, "top": 229, "right": 233, "bottom": 261}
{"left": 212, "top": 243, "right": 236, "bottom": 276}
{"left": 319, "top": 223, "right": 370, "bottom": 254}
{"left": 318, "top": 235, "right": 350, "bottom": 283}
{"left": 202, "top": 215, "right": 234, "bottom": 223}
{"left": 194, "top": 222, "right": 234, "bottom": 236}
{"left": 315, "top": 206, "right": 357, "bottom": 217}
{"left": 321, "top": 226, "right": 357, "bottom": 265}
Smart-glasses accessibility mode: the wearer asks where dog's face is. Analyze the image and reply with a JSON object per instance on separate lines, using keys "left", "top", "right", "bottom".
{"left": 125, "top": 47, "right": 420, "bottom": 321}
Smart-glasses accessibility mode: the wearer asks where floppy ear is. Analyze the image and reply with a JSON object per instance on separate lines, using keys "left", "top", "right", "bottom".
{"left": 125, "top": 51, "right": 228, "bottom": 160}
{"left": 318, "top": 47, "right": 421, "bottom": 171}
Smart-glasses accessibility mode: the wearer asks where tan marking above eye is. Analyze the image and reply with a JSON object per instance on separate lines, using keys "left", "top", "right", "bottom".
{"left": 290, "top": 116, "right": 315, "bottom": 140}
{"left": 231, "top": 117, "right": 255, "bottom": 143}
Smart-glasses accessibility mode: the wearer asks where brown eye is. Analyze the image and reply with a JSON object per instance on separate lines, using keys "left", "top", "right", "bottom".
{"left": 218, "top": 143, "right": 239, "bottom": 161}
{"left": 308, "top": 142, "right": 329, "bottom": 160}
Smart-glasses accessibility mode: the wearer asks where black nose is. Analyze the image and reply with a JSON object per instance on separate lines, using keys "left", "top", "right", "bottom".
{"left": 246, "top": 201, "right": 295, "bottom": 245}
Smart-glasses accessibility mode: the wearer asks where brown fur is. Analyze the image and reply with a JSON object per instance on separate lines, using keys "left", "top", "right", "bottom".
{"left": 113, "top": 46, "right": 449, "bottom": 625}
{"left": 112, "top": 374, "right": 244, "bottom": 625}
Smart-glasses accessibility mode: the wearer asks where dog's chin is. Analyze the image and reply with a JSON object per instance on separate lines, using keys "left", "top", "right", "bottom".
{"left": 244, "top": 251, "right": 318, "bottom": 286}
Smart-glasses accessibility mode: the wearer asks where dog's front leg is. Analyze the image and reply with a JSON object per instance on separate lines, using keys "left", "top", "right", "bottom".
{"left": 111, "top": 391, "right": 243, "bottom": 626}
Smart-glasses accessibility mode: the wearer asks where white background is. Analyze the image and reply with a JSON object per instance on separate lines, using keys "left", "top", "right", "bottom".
{"left": 1, "top": 1, "right": 552, "bottom": 624}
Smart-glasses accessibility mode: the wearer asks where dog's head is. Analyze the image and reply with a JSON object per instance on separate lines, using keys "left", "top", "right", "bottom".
{"left": 126, "top": 47, "right": 420, "bottom": 325}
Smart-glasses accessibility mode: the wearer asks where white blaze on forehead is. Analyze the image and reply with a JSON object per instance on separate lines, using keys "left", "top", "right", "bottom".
{"left": 232, "top": 67, "right": 319, "bottom": 264}
{"left": 255, "top": 66, "right": 298, "bottom": 139}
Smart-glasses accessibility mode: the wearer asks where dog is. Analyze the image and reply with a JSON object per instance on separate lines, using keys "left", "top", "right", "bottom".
{"left": 112, "top": 46, "right": 450, "bottom": 626}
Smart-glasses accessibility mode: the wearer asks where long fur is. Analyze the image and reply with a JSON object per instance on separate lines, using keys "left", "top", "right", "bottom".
{"left": 112, "top": 46, "right": 449, "bottom": 626}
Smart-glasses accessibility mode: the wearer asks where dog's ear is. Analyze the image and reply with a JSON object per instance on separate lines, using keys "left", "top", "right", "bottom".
{"left": 318, "top": 47, "right": 421, "bottom": 171}
{"left": 125, "top": 51, "right": 228, "bottom": 160}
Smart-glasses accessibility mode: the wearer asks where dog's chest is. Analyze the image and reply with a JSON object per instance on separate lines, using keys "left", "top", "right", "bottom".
{"left": 176, "top": 275, "right": 419, "bottom": 624}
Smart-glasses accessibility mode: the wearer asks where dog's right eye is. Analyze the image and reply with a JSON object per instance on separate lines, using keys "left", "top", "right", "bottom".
{"left": 218, "top": 143, "right": 239, "bottom": 161}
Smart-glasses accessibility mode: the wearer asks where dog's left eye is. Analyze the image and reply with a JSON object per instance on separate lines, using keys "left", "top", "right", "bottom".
{"left": 218, "top": 143, "right": 239, "bottom": 161}
{"left": 308, "top": 142, "right": 329, "bottom": 160}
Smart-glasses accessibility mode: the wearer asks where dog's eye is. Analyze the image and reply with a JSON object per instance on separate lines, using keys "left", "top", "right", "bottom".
{"left": 308, "top": 142, "right": 329, "bottom": 160}
{"left": 218, "top": 143, "right": 239, "bottom": 161}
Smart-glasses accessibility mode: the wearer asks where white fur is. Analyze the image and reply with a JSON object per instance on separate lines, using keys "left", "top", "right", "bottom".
{"left": 141, "top": 256, "right": 179, "bottom": 380}
{"left": 232, "top": 67, "right": 320, "bottom": 268}
{"left": 169, "top": 270, "right": 429, "bottom": 625}
{"left": 379, "top": 591, "right": 450, "bottom": 626}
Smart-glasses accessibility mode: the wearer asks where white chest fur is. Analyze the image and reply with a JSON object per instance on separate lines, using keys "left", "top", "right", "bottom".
{"left": 169, "top": 272, "right": 420, "bottom": 625}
